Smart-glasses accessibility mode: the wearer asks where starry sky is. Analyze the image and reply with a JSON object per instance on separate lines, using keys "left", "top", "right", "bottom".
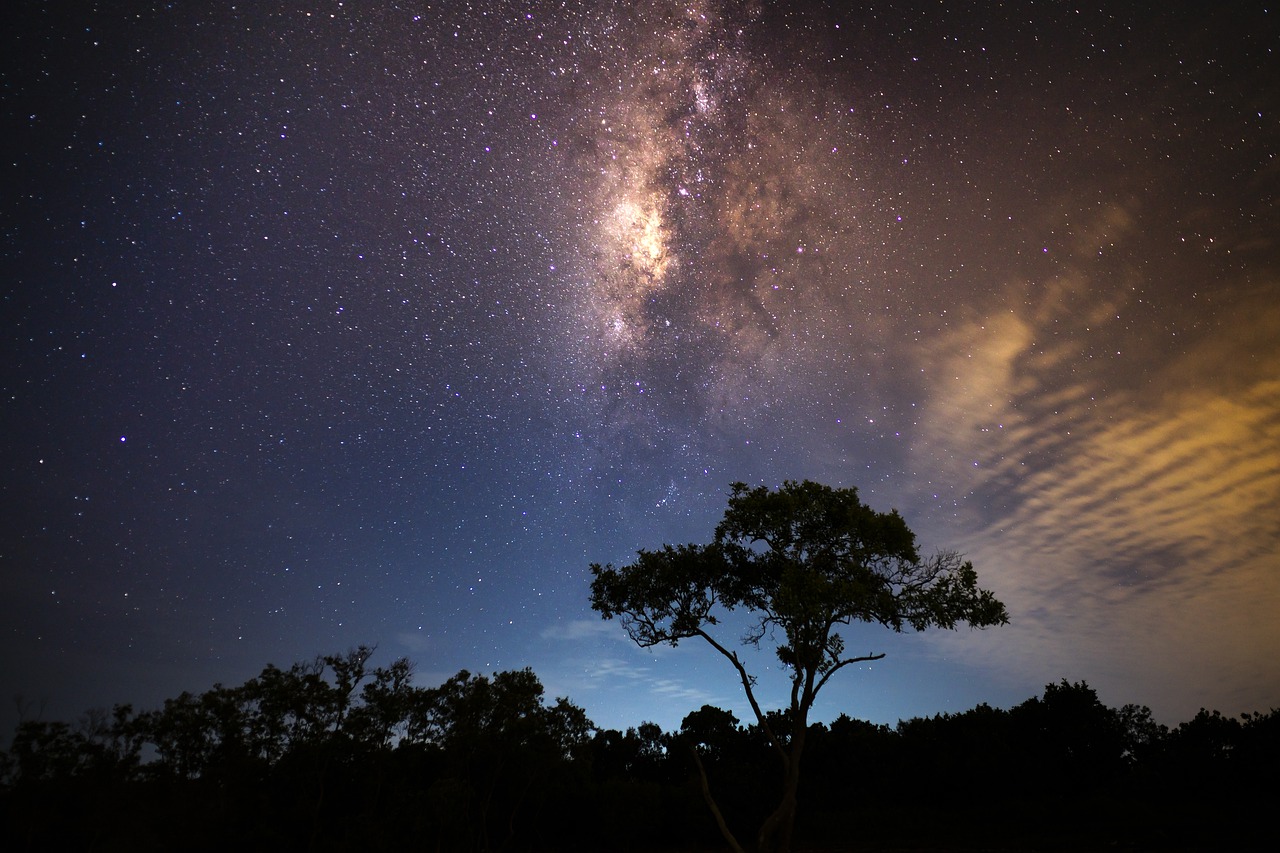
{"left": 4, "top": 1, "right": 1278, "bottom": 736}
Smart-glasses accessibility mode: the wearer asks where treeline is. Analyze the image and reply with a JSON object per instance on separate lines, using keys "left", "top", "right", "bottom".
{"left": 2, "top": 648, "right": 1275, "bottom": 852}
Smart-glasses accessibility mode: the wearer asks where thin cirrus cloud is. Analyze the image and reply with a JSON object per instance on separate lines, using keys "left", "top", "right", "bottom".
{"left": 540, "top": 618, "right": 618, "bottom": 644}
{"left": 538, "top": 619, "right": 722, "bottom": 725}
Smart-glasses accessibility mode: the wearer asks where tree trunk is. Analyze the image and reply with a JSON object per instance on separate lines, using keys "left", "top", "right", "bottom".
{"left": 690, "top": 746, "right": 747, "bottom": 853}
{"left": 756, "top": 726, "right": 806, "bottom": 853}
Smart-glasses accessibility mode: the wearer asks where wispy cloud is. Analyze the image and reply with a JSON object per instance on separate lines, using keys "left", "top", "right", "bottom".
{"left": 590, "top": 657, "right": 718, "bottom": 704}
{"left": 910, "top": 249, "right": 1280, "bottom": 719}
{"left": 540, "top": 618, "right": 619, "bottom": 642}
{"left": 540, "top": 651, "right": 723, "bottom": 725}
{"left": 535, "top": 618, "right": 723, "bottom": 719}
{"left": 395, "top": 630, "right": 435, "bottom": 654}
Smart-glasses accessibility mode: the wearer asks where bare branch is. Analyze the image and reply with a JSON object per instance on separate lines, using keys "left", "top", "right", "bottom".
{"left": 814, "top": 653, "right": 887, "bottom": 696}
{"left": 695, "top": 628, "right": 788, "bottom": 762}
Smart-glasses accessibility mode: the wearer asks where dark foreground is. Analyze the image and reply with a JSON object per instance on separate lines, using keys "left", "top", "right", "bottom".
{"left": 2, "top": 658, "right": 1275, "bottom": 852}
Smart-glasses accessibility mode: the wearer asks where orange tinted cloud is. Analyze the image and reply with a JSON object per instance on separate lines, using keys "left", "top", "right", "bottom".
{"left": 914, "top": 268, "right": 1280, "bottom": 720}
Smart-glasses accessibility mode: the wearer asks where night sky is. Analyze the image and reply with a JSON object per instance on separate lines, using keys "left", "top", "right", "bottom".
{"left": 4, "top": 1, "right": 1278, "bottom": 736}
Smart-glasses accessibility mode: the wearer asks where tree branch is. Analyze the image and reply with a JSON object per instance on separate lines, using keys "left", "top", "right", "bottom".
{"left": 813, "top": 652, "right": 886, "bottom": 697}
{"left": 695, "top": 629, "right": 788, "bottom": 762}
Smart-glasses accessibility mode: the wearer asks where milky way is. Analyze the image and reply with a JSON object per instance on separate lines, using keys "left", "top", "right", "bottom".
{"left": 3, "top": 0, "right": 1278, "bottom": 733}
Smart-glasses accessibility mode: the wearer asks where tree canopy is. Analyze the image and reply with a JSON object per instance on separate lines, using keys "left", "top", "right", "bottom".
{"left": 589, "top": 480, "right": 1009, "bottom": 853}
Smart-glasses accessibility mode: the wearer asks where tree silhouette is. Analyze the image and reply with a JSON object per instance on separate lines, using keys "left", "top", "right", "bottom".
{"left": 1009, "top": 679, "right": 1128, "bottom": 792}
{"left": 410, "top": 668, "right": 592, "bottom": 852}
{"left": 4, "top": 646, "right": 1277, "bottom": 851}
{"left": 590, "top": 480, "right": 1008, "bottom": 853}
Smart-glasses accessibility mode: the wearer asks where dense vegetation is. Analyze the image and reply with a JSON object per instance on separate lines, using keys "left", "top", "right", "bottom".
{"left": 2, "top": 647, "right": 1275, "bottom": 852}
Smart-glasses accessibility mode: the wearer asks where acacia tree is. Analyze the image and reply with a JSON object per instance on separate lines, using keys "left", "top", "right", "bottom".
{"left": 589, "top": 480, "right": 1008, "bottom": 853}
